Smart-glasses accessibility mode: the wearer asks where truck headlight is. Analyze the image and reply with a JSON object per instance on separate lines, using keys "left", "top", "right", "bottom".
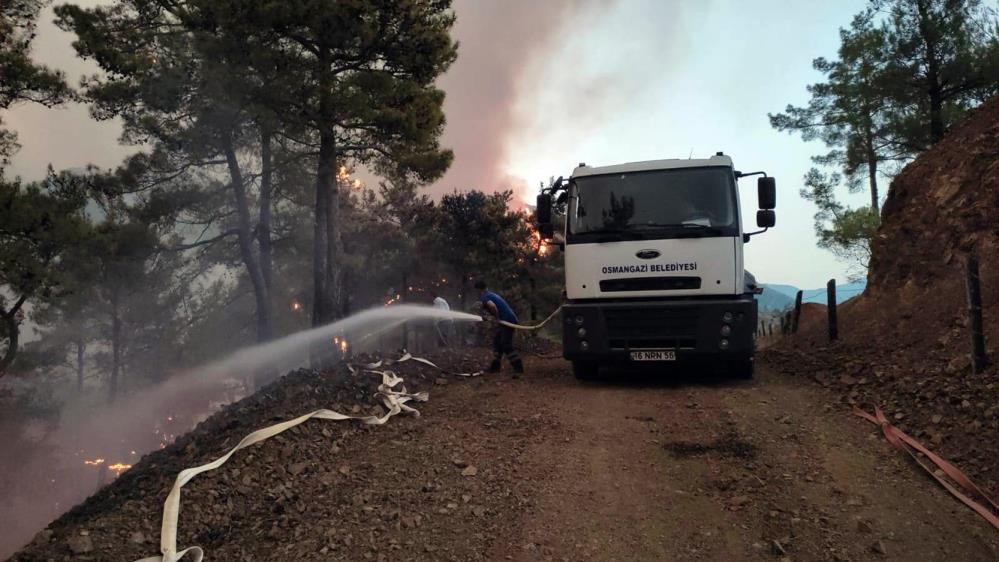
{"left": 574, "top": 315, "right": 585, "bottom": 326}
{"left": 719, "top": 338, "right": 730, "bottom": 350}
{"left": 720, "top": 325, "right": 732, "bottom": 337}
{"left": 577, "top": 328, "right": 587, "bottom": 338}
{"left": 580, "top": 340, "right": 590, "bottom": 351}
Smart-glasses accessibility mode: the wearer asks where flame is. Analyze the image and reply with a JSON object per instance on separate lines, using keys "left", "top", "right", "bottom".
{"left": 525, "top": 220, "right": 548, "bottom": 256}
{"left": 108, "top": 463, "right": 132, "bottom": 474}
{"left": 336, "top": 166, "right": 364, "bottom": 190}
{"left": 84, "top": 458, "right": 105, "bottom": 466}
{"left": 384, "top": 294, "right": 401, "bottom": 306}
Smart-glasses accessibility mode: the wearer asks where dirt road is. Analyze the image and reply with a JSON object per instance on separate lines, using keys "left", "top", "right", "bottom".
{"left": 12, "top": 354, "right": 999, "bottom": 561}
{"left": 493, "top": 359, "right": 998, "bottom": 561}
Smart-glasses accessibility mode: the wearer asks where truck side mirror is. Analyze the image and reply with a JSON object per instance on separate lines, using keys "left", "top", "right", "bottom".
{"left": 757, "top": 209, "right": 775, "bottom": 228}
{"left": 758, "top": 177, "right": 776, "bottom": 210}
{"left": 536, "top": 193, "right": 554, "bottom": 239}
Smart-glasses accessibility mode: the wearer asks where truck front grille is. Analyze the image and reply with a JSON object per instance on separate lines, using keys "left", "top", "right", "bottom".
{"left": 604, "top": 307, "right": 699, "bottom": 350}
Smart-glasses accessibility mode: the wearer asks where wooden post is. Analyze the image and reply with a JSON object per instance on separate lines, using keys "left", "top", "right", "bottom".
{"left": 966, "top": 250, "right": 989, "bottom": 374}
{"left": 827, "top": 279, "right": 838, "bottom": 341}
{"left": 791, "top": 290, "right": 803, "bottom": 333}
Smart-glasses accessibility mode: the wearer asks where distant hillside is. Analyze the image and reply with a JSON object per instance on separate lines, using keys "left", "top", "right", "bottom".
{"left": 758, "top": 281, "right": 866, "bottom": 311}
{"left": 755, "top": 286, "right": 794, "bottom": 312}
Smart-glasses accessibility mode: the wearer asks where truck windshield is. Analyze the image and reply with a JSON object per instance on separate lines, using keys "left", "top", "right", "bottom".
{"left": 569, "top": 167, "right": 737, "bottom": 237}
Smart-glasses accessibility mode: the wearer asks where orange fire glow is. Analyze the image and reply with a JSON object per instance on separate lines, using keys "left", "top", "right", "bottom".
{"left": 337, "top": 166, "right": 364, "bottom": 190}
{"left": 84, "top": 458, "right": 105, "bottom": 466}
{"left": 526, "top": 221, "right": 548, "bottom": 256}
{"left": 108, "top": 463, "right": 132, "bottom": 474}
{"left": 332, "top": 336, "right": 349, "bottom": 354}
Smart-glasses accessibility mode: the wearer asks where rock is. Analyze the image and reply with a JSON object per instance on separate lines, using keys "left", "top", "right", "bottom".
{"left": 931, "top": 414, "right": 942, "bottom": 424}
{"left": 67, "top": 534, "right": 94, "bottom": 554}
{"left": 129, "top": 531, "right": 147, "bottom": 544}
{"left": 461, "top": 466, "right": 478, "bottom": 477}
{"left": 771, "top": 540, "right": 787, "bottom": 555}
{"left": 435, "top": 378, "right": 448, "bottom": 386}
{"left": 472, "top": 506, "right": 486, "bottom": 517}
{"left": 452, "top": 459, "right": 469, "bottom": 468}
{"left": 728, "top": 495, "right": 750, "bottom": 508}
{"left": 871, "top": 540, "right": 887, "bottom": 555}
{"left": 32, "top": 529, "right": 53, "bottom": 545}
{"left": 856, "top": 519, "right": 873, "bottom": 533}
{"left": 289, "top": 462, "right": 308, "bottom": 476}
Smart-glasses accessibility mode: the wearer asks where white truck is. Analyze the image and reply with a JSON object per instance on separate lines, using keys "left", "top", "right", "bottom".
{"left": 535, "top": 153, "right": 776, "bottom": 379}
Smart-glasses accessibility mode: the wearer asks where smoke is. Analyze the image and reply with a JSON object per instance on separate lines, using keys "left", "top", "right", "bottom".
{"left": 428, "top": 0, "right": 593, "bottom": 203}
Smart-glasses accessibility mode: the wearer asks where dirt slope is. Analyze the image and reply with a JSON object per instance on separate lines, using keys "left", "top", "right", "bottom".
{"left": 765, "top": 96, "right": 999, "bottom": 494}
{"left": 10, "top": 356, "right": 998, "bottom": 561}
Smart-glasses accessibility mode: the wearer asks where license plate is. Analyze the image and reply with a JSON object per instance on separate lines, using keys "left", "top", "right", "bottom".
{"left": 630, "top": 350, "right": 676, "bottom": 361}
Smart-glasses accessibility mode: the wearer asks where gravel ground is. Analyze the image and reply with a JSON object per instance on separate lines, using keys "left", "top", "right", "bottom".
{"left": 9, "top": 351, "right": 999, "bottom": 561}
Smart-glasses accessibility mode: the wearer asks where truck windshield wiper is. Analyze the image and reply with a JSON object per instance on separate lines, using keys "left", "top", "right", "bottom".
{"left": 632, "top": 223, "right": 715, "bottom": 229}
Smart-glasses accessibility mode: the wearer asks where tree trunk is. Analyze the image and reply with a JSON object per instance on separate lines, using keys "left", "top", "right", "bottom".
{"left": 75, "top": 336, "right": 85, "bottom": 392}
{"left": 460, "top": 272, "right": 469, "bottom": 310}
{"left": 0, "top": 294, "right": 26, "bottom": 377}
{"left": 325, "top": 152, "right": 343, "bottom": 319}
{"left": 258, "top": 128, "right": 274, "bottom": 299}
{"left": 0, "top": 311, "right": 19, "bottom": 376}
{"left": 109, "top": 290, "right": 121, "bottom": 402}
{"left": 863, "top": 115, "right": 880, "bottom": 215}
{"left": 916, "top": 0, "right": 945, "bottom": 143}
{"left": 313, "top": 129, "right": 336, "bottom": 327}
{"left": 223, "top": 134, "right": 273, "bottom": 342}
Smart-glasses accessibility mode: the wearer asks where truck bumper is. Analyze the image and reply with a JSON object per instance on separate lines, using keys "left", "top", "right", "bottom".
{"left": 562, "top": 297, "right": 757, "bottom": 363}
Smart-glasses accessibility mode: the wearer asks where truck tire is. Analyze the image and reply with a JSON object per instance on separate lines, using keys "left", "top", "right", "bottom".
{"left": 730, "top": 358, "right": 754, "bottom": 380}
{"left": 572, "top": 360, "right": 599, "bottom": 380}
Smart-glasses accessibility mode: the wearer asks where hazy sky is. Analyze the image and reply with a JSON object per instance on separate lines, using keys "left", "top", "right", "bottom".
{"left": 6, "top": 0, "right": 873, "bottom": 288}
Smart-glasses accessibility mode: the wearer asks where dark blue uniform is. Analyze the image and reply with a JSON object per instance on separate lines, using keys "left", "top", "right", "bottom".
{"left": 480, "top": 290, "right": 524, "bottom": 374}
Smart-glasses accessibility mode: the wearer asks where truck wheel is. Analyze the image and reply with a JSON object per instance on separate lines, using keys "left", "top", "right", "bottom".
{"left": 572, "top": 360, "right": 599, "bottom": 380}
{"left": 731, "top": 358, "right": 754, "bottom": 380}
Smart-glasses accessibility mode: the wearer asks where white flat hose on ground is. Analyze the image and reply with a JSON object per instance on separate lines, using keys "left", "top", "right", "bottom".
{"left": 135, "top": 353, "right": 475, "bottom": 562}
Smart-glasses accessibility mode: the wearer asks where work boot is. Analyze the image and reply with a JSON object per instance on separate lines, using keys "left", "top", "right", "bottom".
{"left": 511, "top": 357, "right": 525, "bottom": 378}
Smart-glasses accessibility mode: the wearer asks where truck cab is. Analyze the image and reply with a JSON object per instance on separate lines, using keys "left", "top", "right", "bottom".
{"left": 536, "top": 153, "right": 776, "bottom": 379}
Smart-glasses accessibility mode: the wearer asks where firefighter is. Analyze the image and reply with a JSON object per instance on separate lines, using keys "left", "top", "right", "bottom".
{"left": 474, "top": 280, "right": 525, "bottom": 376}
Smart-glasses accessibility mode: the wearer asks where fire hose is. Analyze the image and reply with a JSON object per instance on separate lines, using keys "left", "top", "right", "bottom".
{"left": 497, "top": 306, "right": 563, "bottom": 331}
{"left": 136, "top": 354, "right": 477, "bottom": 562}
{"left": 854, "top": 405, "right": 999, "bottom": 531}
